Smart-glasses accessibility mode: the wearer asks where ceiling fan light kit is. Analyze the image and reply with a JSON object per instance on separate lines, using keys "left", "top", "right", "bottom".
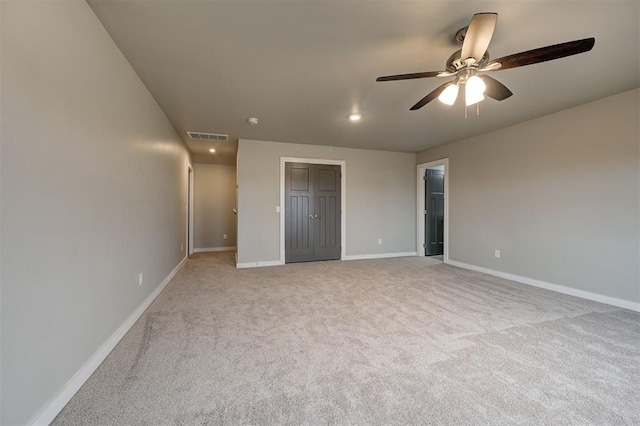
{"left": 465, "top": 75, "right": 486, "bottom": 106}
{"left": 376, "top": 12, "right": 595, "bottom": 112}
{"left": 438, "top": 83, "right": 459, "bottom": 105}
{"left": 438, "top": 70, "right": 487, "bottom": 107}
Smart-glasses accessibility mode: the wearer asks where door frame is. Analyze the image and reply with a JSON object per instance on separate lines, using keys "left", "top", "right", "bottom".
{"left": 187, "top": 163, "right": 194, "bottom": 257}
{"left": 280, "top": 157, "right": 346, "bottom": 264}
{"left": 417, "top": 158, "right": 449, "bottom": 261}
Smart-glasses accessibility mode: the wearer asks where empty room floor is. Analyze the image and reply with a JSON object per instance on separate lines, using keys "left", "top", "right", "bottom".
{"left": 54, "top": 252, "right": 640, "bottom": 425}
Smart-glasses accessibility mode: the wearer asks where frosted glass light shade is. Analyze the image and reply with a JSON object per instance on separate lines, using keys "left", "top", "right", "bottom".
{"left": 438, "top": 84, "right": 459, "bottom": 105}
{"left": 465, "top": 75, "right": 486, "bottom": 106}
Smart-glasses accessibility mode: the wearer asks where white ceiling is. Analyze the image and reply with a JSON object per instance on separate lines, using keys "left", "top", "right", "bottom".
{"left": 88, "top": 0, "right": 639, "bottom": 164}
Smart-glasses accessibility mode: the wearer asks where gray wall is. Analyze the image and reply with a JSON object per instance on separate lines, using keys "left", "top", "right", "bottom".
{"left": 417, "top": 89, "right": 640, "bottom": 303}
{"left": 1, "top": 1, "right": 191, "bottom": 424}
{"left": 194, "top": 163, "right": 237, "bottom": 249}
{"left": 237, "top": 139, "right": 416, "bottom": 264}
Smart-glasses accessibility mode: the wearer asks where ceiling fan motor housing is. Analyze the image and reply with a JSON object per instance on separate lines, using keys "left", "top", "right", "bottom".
{"left": 446, "top": 49, "right": 490, "bottom": 72}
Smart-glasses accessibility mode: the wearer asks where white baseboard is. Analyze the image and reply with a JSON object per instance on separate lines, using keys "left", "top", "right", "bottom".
{"left": 445, "top": 259, "right": 640, "bottom": 313}
{"left": 236, "top": 260, "right": 284, "bottom": 269}
{"left": 343, "top": 252, "right": 418, "bottom": 261}
{"left": 194, "top": 246, "right": 236, "bottom": 253}
{"left": 30, "top": 256, "right": 188, "bottom": 426}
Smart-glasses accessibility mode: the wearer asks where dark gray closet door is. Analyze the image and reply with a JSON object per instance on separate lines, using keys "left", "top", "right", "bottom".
{"left": 313, "top": 164, "right": 341, "bottom": 261}
{"left": 285, "top": 163, "right": 315, "bottom": 262}
{"left": 285, "top": 162, "right": 341, "bottom": 263}
{"left": 425, "top": 168, "right": 444, "bottom": 256}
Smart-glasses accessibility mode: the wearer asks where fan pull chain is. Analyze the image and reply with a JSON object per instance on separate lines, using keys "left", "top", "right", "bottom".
{"left": 463, "top": 104, "right": 481, "bottom": 118}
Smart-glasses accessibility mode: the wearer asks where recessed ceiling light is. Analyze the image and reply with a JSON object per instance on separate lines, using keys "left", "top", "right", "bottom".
{"left": 209, "top": 148, "right": 216, "bottom": 153}
{"left": 349, "top": 113, "right": 362, "bottom": 121}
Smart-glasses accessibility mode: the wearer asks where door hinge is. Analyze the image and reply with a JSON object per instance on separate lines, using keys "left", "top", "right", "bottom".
{"left": 424, "top": 209, "right": 428, "bottom": 215}
{"left": 423, "top": 243, "right": 427, "bottom": 248}
{"left": 423, "top": 175, "right": 427, "bottom": 181}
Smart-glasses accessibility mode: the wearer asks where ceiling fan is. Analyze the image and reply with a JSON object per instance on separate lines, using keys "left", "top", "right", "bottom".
{"left": 376, "top": 13, "right": 595, "bottom": 110}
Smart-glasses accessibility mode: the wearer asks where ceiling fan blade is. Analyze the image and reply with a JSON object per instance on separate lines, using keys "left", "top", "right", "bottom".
{"left": 479, "top": 75, "right": 512, "bottom": 101}
{"left": 461, "top": 12, "right": 498, "bottom": 64}
{"left": 376, "top": 71, "right": 443, "bottom": 82}
{"left": 409, "top": 82, "right": 451, "bottom": 110}
{"left": 487, "top": 38, "right": 595, "bottom": 71}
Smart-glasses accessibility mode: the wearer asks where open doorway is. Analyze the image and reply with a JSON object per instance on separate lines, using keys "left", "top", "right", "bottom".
{"left": 417, "top": 159, "right": 448, "bottom": 262}
{"left": 187, "top": 164, "right": 194, "bottom": 258}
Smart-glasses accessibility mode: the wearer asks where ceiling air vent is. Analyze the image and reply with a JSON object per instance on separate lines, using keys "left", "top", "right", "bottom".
{"left": 186, "top": 131, "right": 229, "bottom": 141}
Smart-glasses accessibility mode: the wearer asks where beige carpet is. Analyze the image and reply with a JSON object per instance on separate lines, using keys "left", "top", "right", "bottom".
{"left": 53, "top": 252, "right": 640, "bottom": 425}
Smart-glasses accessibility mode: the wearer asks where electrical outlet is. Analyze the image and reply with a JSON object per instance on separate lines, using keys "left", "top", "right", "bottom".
{"left": 495, "top": 250, "right": 500, "bottom": 258}
{"left": 223, "top": 234, "right": 228, "bottom": 240}
{"left": 138, "top": 272, "right": 143, "bottom": 286}
{"left": 378, "top": 238, "right": 382, "bottom": 245}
